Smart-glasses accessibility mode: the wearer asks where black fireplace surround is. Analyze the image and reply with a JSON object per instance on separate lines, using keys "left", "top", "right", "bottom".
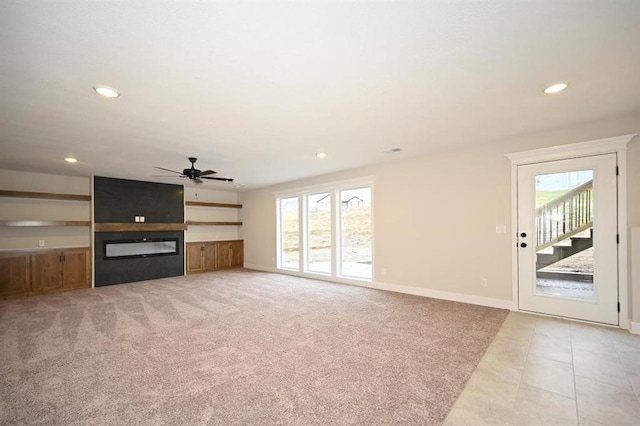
{"left": 95, "top": 231, "right": 184, "bottom": 287}
{"left": 94, "top": 177, "right": 185, "bottom": 287}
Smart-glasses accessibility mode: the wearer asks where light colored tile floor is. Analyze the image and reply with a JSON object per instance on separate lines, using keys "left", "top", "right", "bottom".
{"left": 444, "top": 312, "right": 640, "bottom": 426}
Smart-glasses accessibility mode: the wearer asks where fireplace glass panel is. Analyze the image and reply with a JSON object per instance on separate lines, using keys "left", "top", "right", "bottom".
{"left": 104, "top": 238, "right": 179, "bottom": 259}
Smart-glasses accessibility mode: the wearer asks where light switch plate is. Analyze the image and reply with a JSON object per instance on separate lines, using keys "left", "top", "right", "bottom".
{"left": 496, "top": 225, "right": 507, "bottom": 234}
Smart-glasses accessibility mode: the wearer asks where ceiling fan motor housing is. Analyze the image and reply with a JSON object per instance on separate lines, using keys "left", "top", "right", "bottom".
{"left": 183, "top": 168, "right": 200, "bottom": 178}
{"left": 184, "top": 157, "right": 200, "bottom": 178}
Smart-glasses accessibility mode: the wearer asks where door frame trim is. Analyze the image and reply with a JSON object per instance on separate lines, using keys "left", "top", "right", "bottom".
{"left": 506, "top": 134, "right": 636, "bottom": 329}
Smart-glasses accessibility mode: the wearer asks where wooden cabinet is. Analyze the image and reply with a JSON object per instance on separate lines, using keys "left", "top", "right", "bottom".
{"left": 0, "top": 247, "right": 91, "bottom": 300}
{"left": 216, "top": 240, "right": 244, "bottom": 270}
{"left": 60, "top": 248, "right": 92, "bottom": 290}
{"left": 31, "top": 251, "right": 64, "bottom": 292}
{"left": 186, "top": 240, "right": 243, "bottom": 273}
{"left": 0, "top": 253, "right": 31, "bottom": 298}
{"left": 186, "top": 241, "right": 216, "bottom": 273}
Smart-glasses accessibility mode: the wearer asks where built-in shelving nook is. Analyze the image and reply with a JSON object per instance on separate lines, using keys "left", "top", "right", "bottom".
{"left": 0, "top": 190, "right": 92, "bottom": 227}
{"left": 183, "top": 187, "right": 243, "bottom": 243}
{"left": 0, "top": 183, "right": 93, "bottom": 252}
{"left": 0, "top": 171, "right": 93, "bottom": 299}
{"left": 183, "top": 192, "right": 244, "bottom": 273}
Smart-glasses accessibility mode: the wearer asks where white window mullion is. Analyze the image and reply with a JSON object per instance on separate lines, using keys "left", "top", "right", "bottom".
{"left": 331, "top": 189, "right": 339, "bottom": 278}
{"left": 300, "top": 195, "right": 307, "bottom": 273}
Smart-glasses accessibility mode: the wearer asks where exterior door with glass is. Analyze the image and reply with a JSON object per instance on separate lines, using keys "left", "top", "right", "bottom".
{"left": 517, "top": 154, "right": 618, "bottom": 325}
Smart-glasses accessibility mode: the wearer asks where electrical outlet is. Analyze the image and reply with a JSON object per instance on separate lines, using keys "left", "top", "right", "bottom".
{"left": 495, "top": 225, "right": 507, "bottom": 234}
{"left": 480, "top": 278, "right": 488, "bottom": 287}
{"left": 135, "top": 216, "right": 140, "bottom": 223}
{"left": 38, "top": 240, "right": 45, "bottom": 247}
{"left": 381, "top": 268, "right": 387, "bottom": 276}
{"left": 140, "top": 216, "right": 145, "bottom": 223}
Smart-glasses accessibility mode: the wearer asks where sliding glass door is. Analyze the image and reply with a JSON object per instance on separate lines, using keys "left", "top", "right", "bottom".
{"left": 278, "top": 197, "right": 299, "bottom": 270}
{"left": 277, "top": 180, "right": 373, "bottom": 282}
{"left": 306, "top": 192, "right": 332, "bottom": 274}
{"left": 339, "top": 187, "right": 372, "bottom": 279}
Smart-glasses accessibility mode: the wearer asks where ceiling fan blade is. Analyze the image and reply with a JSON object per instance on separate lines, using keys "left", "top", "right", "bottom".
{"left": 153, "top": 166, "right": 183, "bottom": 175}
{"left": 151, "top": 175, "right": 181, "bottom": 178}
{"left": 201, "top": 176, "right": 234, "bottom": 182}
{"left": 199, "top": 169, "right": 217, "bottom": 176}
{"left": 194, "top": 178, "right": 203, "bottom": 184}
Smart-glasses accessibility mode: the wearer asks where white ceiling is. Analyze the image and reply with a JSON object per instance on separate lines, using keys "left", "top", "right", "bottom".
{"left": 1, "top": 1, "right": 639, "bottom": 191}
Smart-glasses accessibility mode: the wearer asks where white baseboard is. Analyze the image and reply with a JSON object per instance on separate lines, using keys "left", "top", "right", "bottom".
{"left": 243, "top": 264, "right": 512, "bottom": 310}
{"left": 244, "top": 263, "right": 278, "bottom": 273}
{"left": 368, "top": 280, "right": 513, "bottom": 310}
{"left": 630, "top": 321, "right": 640, "bottom": 335}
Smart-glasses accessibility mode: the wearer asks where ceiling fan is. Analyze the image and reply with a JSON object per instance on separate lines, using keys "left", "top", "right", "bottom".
{"left": 154, "top": 157, "right": 234, "bottom": 183}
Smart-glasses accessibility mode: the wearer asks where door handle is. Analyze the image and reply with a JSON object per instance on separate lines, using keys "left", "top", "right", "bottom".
{"left": 520, "top": 243, "right": 527, "bottom": 248}
{"left": 520, "top": 232, "right": 527, "bottom": 238}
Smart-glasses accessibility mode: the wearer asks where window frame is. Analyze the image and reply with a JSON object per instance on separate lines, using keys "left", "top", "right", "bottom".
{"left": 275, "top": 177, "right": 374, "bottom": 283}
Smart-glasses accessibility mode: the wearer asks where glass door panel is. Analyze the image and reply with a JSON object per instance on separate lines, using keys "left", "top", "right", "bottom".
{"left": 279, "top": 197, "right": 300, "bottom": 270}
{"left": 307, "top": 192, "right": 331, "bottom": 274}
{"left": 534, "top": 170, "right": 594, "bottom": 300}
{"left": 339, "top": 187, "right": 372, "bottom": 279}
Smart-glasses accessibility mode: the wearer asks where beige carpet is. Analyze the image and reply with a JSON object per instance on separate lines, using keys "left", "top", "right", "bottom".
{"left": 0, "top": 269, "right": 508, "bottom": 425}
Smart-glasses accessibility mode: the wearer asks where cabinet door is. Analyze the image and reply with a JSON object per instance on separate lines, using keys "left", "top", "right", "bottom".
{"left": 203, "top": 242, "right": 217, "bottom": 271}
{"left": 231, "top": 241, "right": 244, "bottom": 268}
{"left": 216, "top": 242, "right": 233, "bottom": 269}
{"left": 62, "top": 248, "right": 91, "bottom": 289}
{"left": 31, "top": 252, "right": 63, "bottom": 292}
{"left": 0, "top": 253, "right": 30, "bottom": 298}
{"left": 186, "top": 243, "right": 204, "bottom": 273}
{"left": 216, "top": 241, "right": 243, "bottom": 269}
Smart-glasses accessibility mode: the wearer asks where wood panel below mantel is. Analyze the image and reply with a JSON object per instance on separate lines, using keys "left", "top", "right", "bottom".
{"left": 94, "top": 223, "right": 188, "bottom": 232}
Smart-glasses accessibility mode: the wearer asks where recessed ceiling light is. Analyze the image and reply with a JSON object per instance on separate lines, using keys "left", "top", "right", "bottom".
{"left": 93, "top": 85, "right": 121, "bottom": 98}
{"left": 543, "top": 83, "right": 568, "bottom": 94}
{"left": 316, "top": 152, "right": 327, "bottom": 159}
{"left": 65, "top": 157, "right": 78, "bottom": 163}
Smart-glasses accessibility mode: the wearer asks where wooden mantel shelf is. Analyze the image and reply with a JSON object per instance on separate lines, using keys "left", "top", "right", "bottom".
{"left": 0, "top": 220, "right": 91, "bottom": 227}
{"left": 185, "top": 201, "right": 242, "bottom": 209}
{"left": 186, "top": 221, "right": 243, "bottom": 226}
{"left": 94, "top": 223, "right": 188, "bottom": 232}
{"left": 0, "top": 190, "right": 91, "bottom": 202}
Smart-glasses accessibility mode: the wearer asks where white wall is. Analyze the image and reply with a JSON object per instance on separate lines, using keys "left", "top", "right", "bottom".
{"left": 0, "top": 170, "right": 92, "bottom": 250}
{"left": 239, "top": 111, "right": 640, "bottom": 321}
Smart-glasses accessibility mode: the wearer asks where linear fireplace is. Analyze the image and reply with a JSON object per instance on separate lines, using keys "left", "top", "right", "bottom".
{"left": 104, "top": 238, "right": 179, "bottom": 260}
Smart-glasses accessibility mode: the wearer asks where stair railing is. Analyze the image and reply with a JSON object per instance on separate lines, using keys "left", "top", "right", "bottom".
{"left": 536, "top": 180, "right": 593, "bottom": 251}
